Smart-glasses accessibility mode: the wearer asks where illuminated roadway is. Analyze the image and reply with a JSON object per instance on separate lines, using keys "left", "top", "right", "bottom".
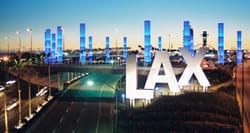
{"left": 235, "top": 59, "right": 250, "bottom": 133}
{"left": 26, "top": 73, "right": 121, "bottom": 133}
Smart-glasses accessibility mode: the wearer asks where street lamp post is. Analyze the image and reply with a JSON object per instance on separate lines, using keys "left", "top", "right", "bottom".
{"left": 4, "top": 85, "right": 9, "bottom": 133}
{"left": 1, "top": 58, "right": 9, "bottom": 133}
{"left": 115, "top": 28, "right": 118, "bottom": 66}
{"left": 115, "top": 84, "right": 118, "bottom": 133}
{"left": 15, "top": 72, "right": 23, "bottom": 129}
{"left": 26, "top": 28, "right": 33, "bottom": 120}
{"left": 16, "top": 31, "right": 21, "bottom": 58}
{"left": 5, "top": 36, "right": 10, "bottom": 56}
{"left": 48, "top": 62, "right": 52, "bottom": 99}
{"left": 15, "top": 31, "right": 24, "bottom": 129}
{"left": 17, "top": 74, "right": 22, "bottom": 128}
{"left": 27, "top": 81, "right": 32, "bottom": 119}
{"left": 169, "top": 34, "right": 171, "bottom": 50}
{"left": 26, "top": 28, "right": 32, "bottom": 60}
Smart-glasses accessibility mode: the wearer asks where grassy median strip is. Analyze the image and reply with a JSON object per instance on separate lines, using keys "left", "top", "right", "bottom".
{"left": 117, "top": 87, "right": 241, "bottom": 133}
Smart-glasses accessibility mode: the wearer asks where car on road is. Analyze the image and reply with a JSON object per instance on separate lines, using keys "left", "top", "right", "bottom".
{"left": 36, "top": 87, "right": 48, "bottom": 96}
{"left": 0, "top": 85, "right": 5, "bottom": 91}
{"left": 7, "top": 99, "right": 18, "bottom": 111}
{"left": 1, "top": 98, "right": 18, "bottom": 112}
{"left": 6, "top": 80, "right": 16, "bottom": 85}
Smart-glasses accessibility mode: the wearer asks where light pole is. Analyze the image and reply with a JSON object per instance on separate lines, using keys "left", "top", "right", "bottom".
{"left": 48, "top": 62, "right": 52, "bottom": 100}
{"left": 26, "top": 28, "right": 32, "bottom": 60}
{"left": 26, "top": 28, "right": 33, "bottom": 120}
{"left": 15, "top": 31, "right": 24, "bottom": 129}
{"left": 48, "top": 63, "right": 51, "bottom": 96}
{"left": 168, "top": 34, "right": 171, "bottom": 50}
{"left": 26, "top": 78, "right": 33, "bottom": 120}
{"left": 115, "top": 86, "right": 117, "bottom": 133}
{"left": 118, "top": 57, "right": 120, "bottom": 66}
{"left": 16, "top": 31, "right": 21, "bottom": 58}
{"left": 115, "top": 28, "right": 118, "bottom": 66}
{"left": 3, "top": 58, "right": 9, "bottom": 133}
{"left": 5, "top": 36, "right": 10, "bottom": 56}
{"left": 16, "top": 69, "right": 23, "bottom": 128}
{"left": 0, "top": 58, "right": 10, "bottom": 133}
{"left": 4, "top": 86, "right": 9, "bottom": 133}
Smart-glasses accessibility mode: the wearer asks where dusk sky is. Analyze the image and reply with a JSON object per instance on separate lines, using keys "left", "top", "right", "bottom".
{"left": 0, "top": 0, "right": 249, "bottom": 51}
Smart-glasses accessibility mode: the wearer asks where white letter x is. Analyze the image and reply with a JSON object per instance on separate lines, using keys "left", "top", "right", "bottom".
{"left": 178, "top": 47, "right": 210, "bottom": 88}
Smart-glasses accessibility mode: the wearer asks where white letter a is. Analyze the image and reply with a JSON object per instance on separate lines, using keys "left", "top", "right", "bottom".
{"left": 144, "top": 51, "right": 180, "bottom": 93}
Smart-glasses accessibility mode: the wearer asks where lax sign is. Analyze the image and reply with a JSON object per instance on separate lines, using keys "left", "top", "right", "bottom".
{"left": 126, "top": 47, "right": 210, "bottom": 101}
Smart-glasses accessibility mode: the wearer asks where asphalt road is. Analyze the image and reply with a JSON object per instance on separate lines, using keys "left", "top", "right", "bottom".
{"left": 26, "top": 73, "right": 121, "bottom": 133}
{"left": 235, "top": 59, "right": 250, "bottom": 133}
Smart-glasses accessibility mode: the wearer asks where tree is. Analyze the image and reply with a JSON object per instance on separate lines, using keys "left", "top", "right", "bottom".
{"left": 35, "top": 53, "right": 45, "bottom": 65}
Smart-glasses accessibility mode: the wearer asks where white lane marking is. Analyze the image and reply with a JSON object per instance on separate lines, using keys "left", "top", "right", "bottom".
{"left": 80, "top": 103, "right": 86, "bottom": 115}
{"left": 95, "top": 84, "right": 104, "bottom": 133}
{"left": 72, "top": 129, "right": 75, "bottom": 133}
{"left": 52, "top": 129, "right": 56, "bottom": 133}
{"left": 77, "top": 117, "right": 80, "bottom": 124}
{"left": 59, "top": 116, "right": 64, "bottom": 123}
{"left": 81, "top": 107, "right": 84, "bottom": 113}
{"left": 65, "top": 108, "right": 69, "bottom": 113}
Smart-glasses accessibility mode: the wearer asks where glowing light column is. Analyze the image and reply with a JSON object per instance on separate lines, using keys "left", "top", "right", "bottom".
{"left": 189, "top": 28, "right": 194, "bottom": 56}
{"left": 123, "top": 37, "right": 127, "bottom": 62}
{"left": 88, "top": 36, "right": 93, "bottom": 64}
{"left": 218, "top": 23, "right": 224, "bottom": 64}
{"left": 183, "top": 21, "right": 190, "bottom": 50}
{"left": 57, "top": 26, "right": 63, "bottom": 63}
{"left": 236, "top": 31, "right": 242, "bottom": 65}
{"left": 80, "top": 23, "right": 86, "bottom": 64}
{"left": 144, "top": 20, "right": 151, "bottom": 63}
{"left": 106, "top": 36, "right": 110, "bottom": 64}
{"left": 51, "top": 33, "right": 56, "bottom": 64}
{"left": 158, "top": 36, "right": 162, "bottom": 51}
{"left": 44, "top": 29, "right": 51, "bottom": 63}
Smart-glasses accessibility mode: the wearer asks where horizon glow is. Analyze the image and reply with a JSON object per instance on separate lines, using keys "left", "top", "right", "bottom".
{"left": 0, "top": 0, "right": 250, "bottom": 51}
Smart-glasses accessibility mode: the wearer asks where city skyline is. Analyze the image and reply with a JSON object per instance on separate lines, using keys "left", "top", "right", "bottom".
{"left": 0, "top": 0, "right": 250, "bottom": 51}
